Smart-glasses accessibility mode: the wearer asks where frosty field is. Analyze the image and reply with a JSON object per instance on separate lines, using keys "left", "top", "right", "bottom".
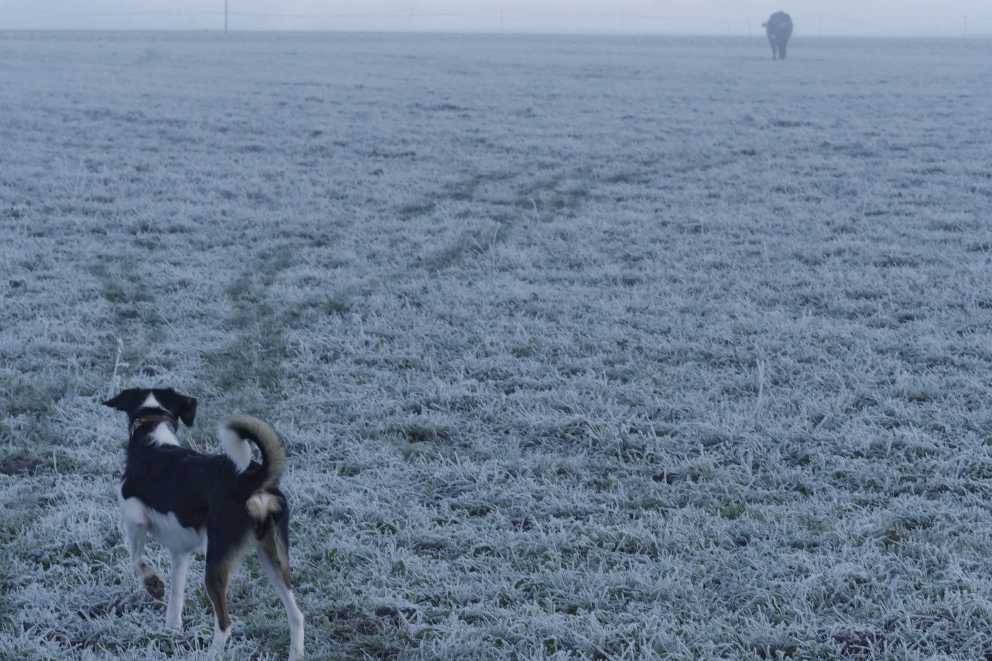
{"left": 2, "top": 31, "right": 992, "bottom": 660}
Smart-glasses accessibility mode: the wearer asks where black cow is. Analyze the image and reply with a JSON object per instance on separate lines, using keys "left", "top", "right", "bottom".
{"left": 762, "top": 11, "right": 793, "bottom": 60}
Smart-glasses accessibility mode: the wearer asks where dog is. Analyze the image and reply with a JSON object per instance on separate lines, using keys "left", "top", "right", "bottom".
{"left": 103, "top": 388, "right": 304, "bottom": 660}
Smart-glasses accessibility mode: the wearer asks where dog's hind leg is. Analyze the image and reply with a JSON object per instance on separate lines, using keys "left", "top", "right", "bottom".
{"left": 165, "top": 551, "right": 192, "bottom": 629}
{"left": 205, "top": 558, "right": 233, "bottom": 656}
{"left": 120, "top": 496, "right": 164, "bottom": 600}
{"left": 257, "top": 525, "right": 305, "bottom": 661}
{"left": 205, "top": 525, "right": 250, "bottom": 657}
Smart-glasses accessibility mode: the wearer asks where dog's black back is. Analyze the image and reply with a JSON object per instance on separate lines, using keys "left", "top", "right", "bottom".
{"left": 124, "top": 431, "right": 288, "bottom": 554}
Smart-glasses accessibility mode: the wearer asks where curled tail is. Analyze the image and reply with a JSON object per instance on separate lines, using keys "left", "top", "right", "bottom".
{"left": 219, "top": 415, "right": 286, "bottom": 520}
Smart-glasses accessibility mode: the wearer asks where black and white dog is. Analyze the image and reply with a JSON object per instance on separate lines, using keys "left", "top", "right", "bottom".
{"left": 103, "top": 388, "right": 304, "bottom": 660}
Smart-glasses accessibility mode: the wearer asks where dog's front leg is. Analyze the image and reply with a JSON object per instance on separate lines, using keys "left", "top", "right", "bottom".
{"left": 165, "top": 551, "right": 193, "bottom": 629}
{"left": 120, "top": 497, "right": 164, "bottom": 600}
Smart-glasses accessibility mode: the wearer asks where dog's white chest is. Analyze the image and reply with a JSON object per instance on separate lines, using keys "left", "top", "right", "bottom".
{"left": 144, "top": 506, "right": 206, "bottom": 555}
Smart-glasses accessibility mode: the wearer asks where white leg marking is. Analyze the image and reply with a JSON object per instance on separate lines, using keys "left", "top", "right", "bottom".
{"left": 209, "top": 615, "right": 232, "bottom": 656}
{"left": 121, "top": 497, "right": 151, "bottom": 578}
{"left": 121, "top": 495, "right": 164, "bottom": 598}
{"left": 259, "top": 553, "right": 305, "bottom": 661}
{"left": 166, "top": 552, "right": 193, "bottom": 629}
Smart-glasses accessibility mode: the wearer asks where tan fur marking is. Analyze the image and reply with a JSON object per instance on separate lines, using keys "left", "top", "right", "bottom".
{"left": 204, "top": 539, "right": 249, "bottom": 642}
{"left": 258, "top": 525, "right": 291, "bottom": 586}
{"left": 246, "top": 493, "right": 281, "bottom": 520}
{"left": 205, "top": 560, "right": 232, "bottom": 632}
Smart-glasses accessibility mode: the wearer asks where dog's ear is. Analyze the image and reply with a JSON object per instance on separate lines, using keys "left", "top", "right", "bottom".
{"left": 158, "top": 389, "right": 197, "bottom": 427}
{"left": 178, "top": 395, "right": 197, "bottom": 427}
{"left": 103, "top": 389, "right": 144, "bottom": 413}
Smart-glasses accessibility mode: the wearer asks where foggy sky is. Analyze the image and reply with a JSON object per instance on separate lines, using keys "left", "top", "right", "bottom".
{"left": 3, "top": 0, "right": 991, "bottom": 35}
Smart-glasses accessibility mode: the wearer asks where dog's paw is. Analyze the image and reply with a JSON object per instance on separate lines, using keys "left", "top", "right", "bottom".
{"left": 209, "top": 628, "right": 232, "bottom": 658}
{"left": 143, "top": 574, "right": 165, "bottom": 600}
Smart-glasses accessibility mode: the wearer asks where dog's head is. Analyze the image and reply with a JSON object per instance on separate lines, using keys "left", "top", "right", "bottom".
{"left": 103, "top": 388, "right": 198, "bottom": 428}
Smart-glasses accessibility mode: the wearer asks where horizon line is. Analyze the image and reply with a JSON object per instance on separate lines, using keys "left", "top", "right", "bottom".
{"left": 1, "top": 27, "right": 990, "bottom": 39}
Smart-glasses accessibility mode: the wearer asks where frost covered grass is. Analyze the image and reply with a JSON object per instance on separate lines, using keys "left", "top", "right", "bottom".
{"left": 2, "top": 31, "right": 992, "bottom": 659}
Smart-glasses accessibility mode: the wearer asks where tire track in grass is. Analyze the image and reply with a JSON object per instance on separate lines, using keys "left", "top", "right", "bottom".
{"left": 90, "top": 258, "right": 168, "bottom": 375}
{"left": 355, "top": 170, "right": 582, "bottom": 459}
{"left": 414, "top": 168, "right": 594, "bottom": 274}
{"left": 201, "top": 244, "right": 294, "bottom": 418}
{"left": 5, "top": 255, "right": 167, "bottom": 476}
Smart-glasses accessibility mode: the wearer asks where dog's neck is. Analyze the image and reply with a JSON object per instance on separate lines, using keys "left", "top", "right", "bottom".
{"left": 130, "top": 410, "right": 178, "bottom": 439}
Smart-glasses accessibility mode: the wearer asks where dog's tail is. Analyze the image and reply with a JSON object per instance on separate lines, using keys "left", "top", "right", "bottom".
{"left": 219, "top": 415, "right": 286, "bottom": 505}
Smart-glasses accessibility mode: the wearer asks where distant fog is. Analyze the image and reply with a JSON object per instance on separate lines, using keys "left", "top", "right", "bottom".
{"left": 3, "top": 0, "right": 991, "bottom": 35}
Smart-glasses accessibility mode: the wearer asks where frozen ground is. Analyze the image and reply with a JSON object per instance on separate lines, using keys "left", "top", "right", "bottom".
{"left": 1, "top": 31, "right": 992, "bottom": 660}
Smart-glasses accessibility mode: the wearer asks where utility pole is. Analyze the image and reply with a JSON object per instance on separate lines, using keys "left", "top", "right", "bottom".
{"left": 224, "top": 0, "right": 229, "bottom": 33}
{"left": 963, "top": 15, "right": 968, "bottom": 37}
